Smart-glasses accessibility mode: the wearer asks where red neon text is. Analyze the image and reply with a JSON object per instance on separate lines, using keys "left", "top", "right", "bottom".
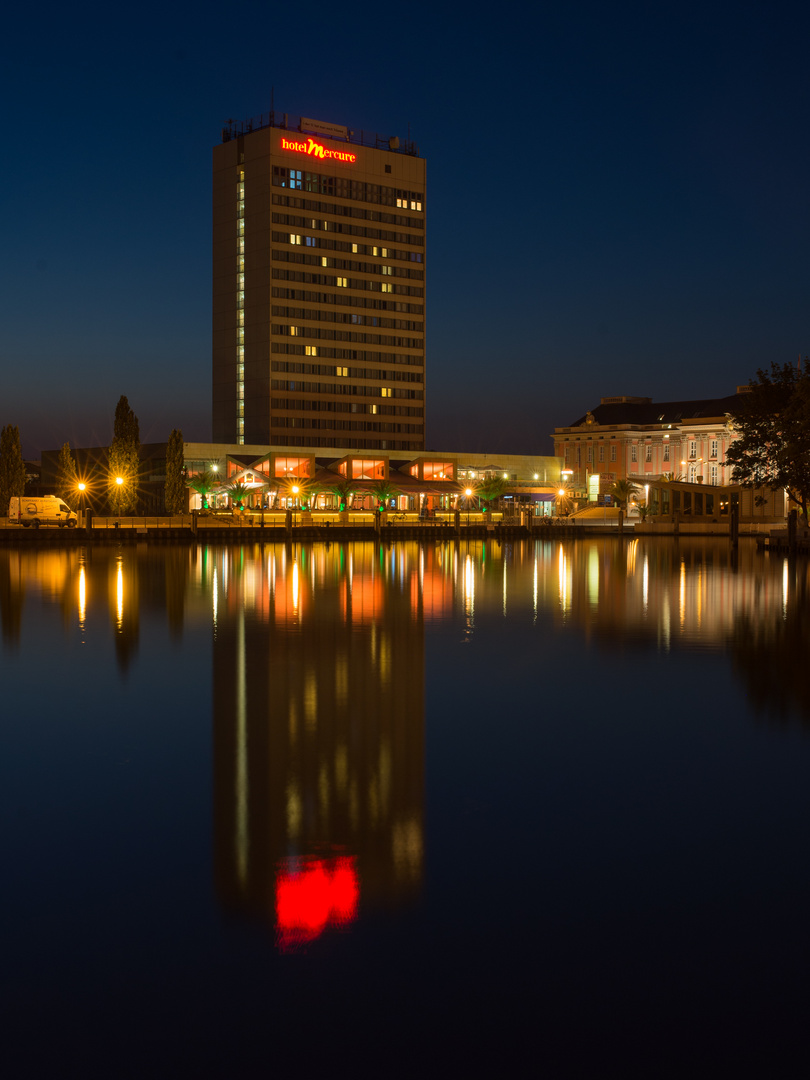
{"left": 276, "top": 856, "right": 359, "bottom": 948}
{"left": 281, "top": 136, "right": 357, "bottom": 164}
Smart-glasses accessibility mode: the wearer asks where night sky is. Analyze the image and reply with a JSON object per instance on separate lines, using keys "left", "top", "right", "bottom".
{"left": 2, "top": 1, "right": 808, "bottom": 458}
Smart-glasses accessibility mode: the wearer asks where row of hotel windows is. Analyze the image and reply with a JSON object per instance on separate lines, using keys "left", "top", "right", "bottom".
{"left": 271, "top": 287, "right": 423, "bottom": 315}
{"left": 271, "top": 306, "right": 423, "bottom": 332}
{"left": 270, "top": 396, "right": 423, "bottom": 417}
{"left": 272, "top": 193, "right": 423, "bottom": 230}
{"left": 272, "top": 212, "right": 423, "bottom": 247}
{"left": 271, "top": 344, "right": 423, "bottom": 366}
{"left": 236, "top": 172, "right": 246, "bottom": 443}
{"left": 273, "top": 249, "right": 424, "bottom": 280}
{"left": 276, "top": 231, "right": 423, "bottom": 262}
{"left": 274, "top": 435, "right": 422, "bottom": 450}
{"left": 273, "top": 267, "right": 423, "bottom": 298}
{"left": 271, "top": 417, "right": 423, "bottom": 433}
{"left": 273, "top": 325, "right": 423, "bottom": 349}
{"left": 271, "top": 360, "right": 422, "bottom": 383}
{"left": 272, "top": 167, "right": 423, "bottom": 210}
{"left": 271, "top": 379, "right": 422, "bottom": 399}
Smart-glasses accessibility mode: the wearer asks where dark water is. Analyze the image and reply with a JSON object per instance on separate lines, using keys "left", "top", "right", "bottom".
{"left": 2, "top": 537, "right": 809, "bottom": 1077}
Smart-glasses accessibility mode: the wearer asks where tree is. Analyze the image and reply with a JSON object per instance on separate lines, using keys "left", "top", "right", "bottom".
{"left": 186, "top": 469, "right": 218, "bottom": 510}
{"left": 225, "top": 481, "right": 251, "bottom": 509}
{"left": 0, "top": 425, "right": 27, "bottom": 516}
{"left": 369, "top": 478, "right": 400, "bottom": 510}
{"left": 327, "top": 476, "right": 356, "bottom": 511}
{"left": 107, "top": 396, "right": 140, "bottom": 514}
{"left": 164, "top": 429, "right": 185, "bottom": 514}
{"left": 725, "top": 363, "right": 810, "bottom": 521}
{"left": 659, "top": 472, "right": 685, "bottom": 483}
{"left": 476, "top": 475, "right": 509, "bottom": 510}
{"left": 610, "top": 478, "right": 639, "bottom": 511}
{"left": 56, "top": 442, "right": 78, "bottom": 507}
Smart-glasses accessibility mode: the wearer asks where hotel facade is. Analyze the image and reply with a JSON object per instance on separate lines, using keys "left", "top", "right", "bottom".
{"left": 213, "top": 111, "right": 426, "bottom": 452}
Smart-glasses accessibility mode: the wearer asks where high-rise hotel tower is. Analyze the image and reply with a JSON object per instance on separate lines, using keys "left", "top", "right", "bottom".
{"left": 213, "top": 111, "right": 426, "bottom": 450}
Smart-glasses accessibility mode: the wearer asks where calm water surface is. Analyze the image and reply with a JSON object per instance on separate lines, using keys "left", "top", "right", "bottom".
{"left": 2, "top": 537, "right": 809, "bottom": 1076}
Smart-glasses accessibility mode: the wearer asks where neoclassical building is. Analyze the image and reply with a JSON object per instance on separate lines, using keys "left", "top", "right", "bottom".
{"left": 552, "top": 390, "right": 750, "bottom": 496}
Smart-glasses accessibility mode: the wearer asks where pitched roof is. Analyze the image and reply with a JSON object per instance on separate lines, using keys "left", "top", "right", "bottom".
{"left": 568, "top": 393, "right": 743, "bottom": 427}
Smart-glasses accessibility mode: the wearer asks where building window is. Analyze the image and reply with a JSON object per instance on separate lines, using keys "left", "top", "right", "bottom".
{"left": 381, "top": 387, "right": 392, "bottom": 397}
{"left": 610, "top": 445, "right": 616, "bottom": 462}
{"left": 564, "top": 447, "right": 569, "bottom": 464}
{"left": 381, "top": 283, "right": 392, "bottom": 292}
{"left": 382, "top": 265, "right": 392, "bottom": 275}
{"left": 630, "top": 446, "right": 637, "bottom": 462}
{"left": 689, "top": 441, "right": 697, "bottom": 459}
{"left": 337, "top": 277, "right": 347, "bottom": 287}
{"left": 688, "top": 464, "right": 697, "bottom": 483}
{"left": 290, "top": 234, "right": 302, "bottom": 245}
{"left": 663, "top": 444, "right": 670, "bottom": 462}
{"left": 587, "top": 447, "right": 593, "bottom": 463}
{"left": 710, "top": 440, "right": 718, "bottom": 459}
{"left": 710, "top": 465, "right": 718, "bottom": 485}
{"left": 598, "top": 446, "right": 604, "bottom": 462}
{"left": 305, "top": 346, "right": 318, "bottom": 356}
{"left": 336, "top": 366, "right": 348, "bottom": 376}
{"left": 576, "top": 447, "right": 581, "bottom": 464}
{"left": 645, "top": 444, "right": 652, "bottom": 462}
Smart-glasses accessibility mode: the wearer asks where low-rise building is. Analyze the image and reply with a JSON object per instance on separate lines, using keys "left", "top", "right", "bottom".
{"left": 553, "top": 390, "right": 750, "bottom": 497}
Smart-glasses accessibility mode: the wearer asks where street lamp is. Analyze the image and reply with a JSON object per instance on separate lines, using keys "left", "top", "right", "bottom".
{"left": 291, "top": 484, "right": 299, "bottom": 528}
{"left": 465, "top": 487, "right": 473, "bottom": 527}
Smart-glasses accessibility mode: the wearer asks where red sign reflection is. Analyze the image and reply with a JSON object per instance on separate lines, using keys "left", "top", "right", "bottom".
{"left": 276, "top": 856, "right": 359, "bottom": 948}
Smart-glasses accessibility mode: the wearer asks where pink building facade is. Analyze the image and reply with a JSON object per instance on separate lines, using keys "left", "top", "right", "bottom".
{"left": 553, "top": 390, "right": 750, "bottom": 496}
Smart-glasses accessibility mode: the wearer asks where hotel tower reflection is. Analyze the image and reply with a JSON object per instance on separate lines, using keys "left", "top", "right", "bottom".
{"left": 211, "top": 542, "right": 426, "bottom": 946}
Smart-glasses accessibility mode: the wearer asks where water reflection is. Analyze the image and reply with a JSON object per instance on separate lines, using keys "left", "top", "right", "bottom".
{"left": 210, "top": 543, "right": 425, "bottom": 947}
{"left": 3, "top": 536, "right": 810, "bottom": 942}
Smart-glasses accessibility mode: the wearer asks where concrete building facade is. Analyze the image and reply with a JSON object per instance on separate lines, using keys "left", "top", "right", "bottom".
{"left": 213, "top": 111, "right": 426, "bottom": 452}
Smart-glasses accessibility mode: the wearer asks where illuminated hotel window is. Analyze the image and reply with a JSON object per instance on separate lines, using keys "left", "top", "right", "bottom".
{"left": 237, "top": 385, "right": 244, "bottom": 399}
{"left": 337, "top": 277, "right": 347, "bottom": 287}
{"left": 381, "top": 387, "right": 392, "bottom": 397}
{"left": 274, "top": 456, "right": 312, "bottom": 478}
{"left": 305, "top": 346, "right": 319, "bottom": 356}
{"left": 381, "top": 283, "right": 392, "bottom": 293}
{"left": 238, "top": 237, "right": 245, "bottom": 255}
{"left": 382, "top": 266, "right": 392, "bottom": 275}
{"left": 336, "top": 366, "right": 348, "bottom": 376}
{"left": 289, "top": 326, "right": 300, "bottom": 336}
{"left": 305, "top": 236, "right": 316, "bottom": 246}
{"left": 237, "top": 328, "right": 244, "bottom": 344}
{"left": 290, "top": 234, "right": 302, "bottom": 245}
{"left": 237, "top": 402, "right": 244, "bottom": 417}
{"left": 237, "top": 311, "right": 244, "bottom": 326}
{"left": 352, "top": 244, "right": 358, "bottom": 253}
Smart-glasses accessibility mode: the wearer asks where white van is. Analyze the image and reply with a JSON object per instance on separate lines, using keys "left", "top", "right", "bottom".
{"left": 8, "top": 496, "right": 78, "bottom": 529}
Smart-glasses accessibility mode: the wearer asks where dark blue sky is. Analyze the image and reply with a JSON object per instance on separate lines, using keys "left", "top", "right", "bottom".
{"left": 2, "top": 0, "right": 808, "bottom": 457}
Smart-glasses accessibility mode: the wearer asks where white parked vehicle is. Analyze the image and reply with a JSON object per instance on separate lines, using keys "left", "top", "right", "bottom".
{"left": 8, "top": 496, "right": 78, "bottom": 529}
